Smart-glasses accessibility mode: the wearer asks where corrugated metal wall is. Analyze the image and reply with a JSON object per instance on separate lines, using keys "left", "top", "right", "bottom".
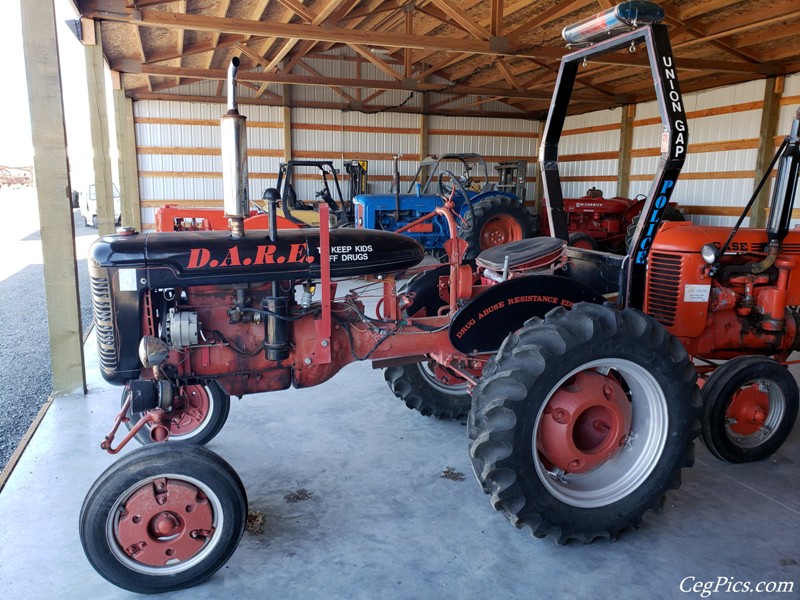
{"left": 560, "top": 108, "right": 623, "bottom": 199}
{"left": 632, "top": 80, "right": 764, "bottom": 227}
{"left": 131, "top": 68, "right": 800, "bottom": 229}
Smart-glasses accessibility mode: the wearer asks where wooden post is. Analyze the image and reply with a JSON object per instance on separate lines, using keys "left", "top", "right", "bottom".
{"left": 20, "top": 0, "right": 86, "bottom": 394}
{"left": 751, "top": 76, "right": 784, "bottom": 228}
{"left": 113, "top": 86, "right": 142, "bottom": 231}
{"left": 84, "top": 21, "right": 116, "bottom": 235}
{"left": 282, "top": 106, "right": 292, "bottom": 162}
{"left": 617, "top": 104, "right": 635, "bottom": 199}
{"left": 283, "top": 77, "right": 292, "bottom": 162}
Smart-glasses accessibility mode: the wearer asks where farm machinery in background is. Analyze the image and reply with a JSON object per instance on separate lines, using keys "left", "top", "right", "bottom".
{"left": 353, "top": 152, "right": 536, "bottom": 258}
{"left": 543, "top": 186, "right": 684, "bottom": 252}
{"left": 154, "top": 159, "right": 365, "bottom": 232}
{"left": 80, "top": 4, "right": 799, "bottom": 594}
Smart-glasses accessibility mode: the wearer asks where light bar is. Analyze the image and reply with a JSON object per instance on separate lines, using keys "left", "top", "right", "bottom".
{"left": 562, "top": 1, "right": 665, "bottom": 46}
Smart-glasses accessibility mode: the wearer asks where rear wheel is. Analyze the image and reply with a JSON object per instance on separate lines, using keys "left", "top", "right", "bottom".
{"left": 469, "top": 303, "right": 700, "bottom": 543}
{"left": 80, "top": 444, "right": 247, "bottom": 594}
{"left": 568, "top": 231, "right": 599, "bottom": 250}
{"left": 385, "top": 362, "right": 470, "bottom": 420}
{"left": 385, "top": 269, "right": 471, "bottom": 419}
{"left": 462, "top": 196, "right": 536, "bottom": 259}
{"left": 124, "top": 381, "right": 230, "bottom": 446}
{"left": 701, "top": 356, "right": 799, "bottom": 463}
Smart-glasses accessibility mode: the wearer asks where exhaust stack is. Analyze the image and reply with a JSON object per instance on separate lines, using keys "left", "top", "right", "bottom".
{"left": 221, "top": 57, "right": 248, "bottom": 238}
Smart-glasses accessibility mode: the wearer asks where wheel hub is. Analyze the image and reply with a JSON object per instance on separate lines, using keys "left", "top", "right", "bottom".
{"left": 116, "top": 478, "right": 214, "bottom": 567}
{"left": 170, "top": 385, "right": 210, "bottom": 435}
{"left": 537, "top": 371, "right": 632, "bottom": 474}
{"left": 726, "top": 384, "right": 769, "bottom": 436}
{"left": 480, "top": 215, "right": 522, "bottom": 249}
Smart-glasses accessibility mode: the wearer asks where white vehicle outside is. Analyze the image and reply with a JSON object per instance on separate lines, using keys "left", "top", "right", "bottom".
{"left": 79, "top": 183, "right": 121, "bottom": 228}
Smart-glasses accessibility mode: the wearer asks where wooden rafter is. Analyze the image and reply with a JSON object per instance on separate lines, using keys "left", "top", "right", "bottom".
{"left": 348, "top": 44, "right": 404, "bottom": 81}
{"left": 81, "top": 0, "right": 800, "bottom": 120}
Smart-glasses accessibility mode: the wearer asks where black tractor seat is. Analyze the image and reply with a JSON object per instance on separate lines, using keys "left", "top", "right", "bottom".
{"left": 476, "top": 237, "right": 565, "bottom": 271}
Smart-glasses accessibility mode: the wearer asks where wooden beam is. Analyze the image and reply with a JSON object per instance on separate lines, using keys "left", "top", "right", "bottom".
{"left": 134, "top": 64, "right": 609, "bottom": 101}
{"left": 429, "top": 0, "right": 491, "bottom": 40}
{"left": 751, "top": 77, "right": 784, "bottom": 228}
{"left": 490, "top": 0, "right": 503, "bottom": 37}
{"left": 20, "top": 0, "right": 86, "bottom": 394}
{"left": 275, "top": 0, "right": 316, "bottom": 23}
{"left": 85, "top": 22, "right": 117, "bottom": 237}
{"left": 495, "top": 59, "right": 521, "bottom": 90}
{"left": 347, "top": 44, "right": 404, "bottom": 81}
{"left": 298, "top": 61, "right": 357, "bottom": 102}
{"left": 113, "top": 88, "right": 142, "bottom": 231}
{"left": 506, "top": 0, "right": 596, "bottom": 43}
{"left": 95, "top": 9, "right": 566, "bottom": 60}
{"left": 617, "top": 104, "right": 635, "bottom": 199}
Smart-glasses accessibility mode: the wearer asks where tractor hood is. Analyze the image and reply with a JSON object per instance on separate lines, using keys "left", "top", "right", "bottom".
{"left": 90, "top": 228, "right": 425, "bottom": 287}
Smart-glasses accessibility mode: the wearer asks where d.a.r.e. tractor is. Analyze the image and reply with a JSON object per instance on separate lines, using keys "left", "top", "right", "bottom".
{"left": 80, "top": 3, "right": 797, "bottom": 593}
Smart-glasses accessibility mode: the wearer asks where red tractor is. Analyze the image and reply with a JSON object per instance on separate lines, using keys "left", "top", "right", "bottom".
{"left": 80, "top": 6, "right": 798, "bottom": 593}
{"left": 538, "top": 186, "right": 684, "bottom": 252}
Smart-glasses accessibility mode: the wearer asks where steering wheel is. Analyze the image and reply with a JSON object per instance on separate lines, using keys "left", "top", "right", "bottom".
{"left": 437, "top": 170, "right": 475, "bottom": 227}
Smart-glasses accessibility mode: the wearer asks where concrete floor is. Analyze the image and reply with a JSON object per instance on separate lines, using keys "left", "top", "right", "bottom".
{"left": 0, "top": 334, "right": 798, "bottom": 600}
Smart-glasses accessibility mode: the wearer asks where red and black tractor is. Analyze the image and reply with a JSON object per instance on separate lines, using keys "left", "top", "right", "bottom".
{"left": 80, "top": 4, "right": 798, "bottom": 594}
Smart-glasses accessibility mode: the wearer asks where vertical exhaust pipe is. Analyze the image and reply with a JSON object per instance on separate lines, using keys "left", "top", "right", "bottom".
{"left": 221, "top": 57, "right": 248, "bottom": 238}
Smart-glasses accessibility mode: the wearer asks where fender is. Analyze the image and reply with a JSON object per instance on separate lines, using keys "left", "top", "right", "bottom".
{"left": 449, "top": 274, "right": 605, "bottom": 353}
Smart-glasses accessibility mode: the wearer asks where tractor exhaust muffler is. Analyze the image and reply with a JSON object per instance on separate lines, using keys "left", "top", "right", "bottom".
{"left": 221, "top": 57, "right": 248, "bottom": 238}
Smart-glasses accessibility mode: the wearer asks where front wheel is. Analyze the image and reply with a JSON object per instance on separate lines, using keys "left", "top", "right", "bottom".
{"left": 124, "top": 381, "right": 231, "bottom": 446}
{"left": 701, "top": 356, "right": 799, "bottom": 463}
{"left": 462, "top": 196, "right": 536, "bottom": 259}
{"left": 80, "top": 444, "right": 247, "bottom": 594}
{"left": 469, "top": 303, "right": 700, "bottom": 543}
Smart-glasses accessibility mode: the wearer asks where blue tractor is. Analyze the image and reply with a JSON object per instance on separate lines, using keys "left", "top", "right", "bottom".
{"left": 352, "top": 153, "right": 537, "bottom": 259}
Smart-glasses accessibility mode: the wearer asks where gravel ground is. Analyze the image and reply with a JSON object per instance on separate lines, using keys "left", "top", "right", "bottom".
{"left": 0, "top": 187, "right": 95, "bottom": 470}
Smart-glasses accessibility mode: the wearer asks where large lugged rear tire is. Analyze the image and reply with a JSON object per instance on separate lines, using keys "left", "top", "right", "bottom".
{"left": 469, "top": 302, "right": 700, "bottom": 543}
{"left": 80, "top": 444, "right": 247, "bottom": 594}
{"left": 385, "top": 362, "right": 471, "bottom": 420}
{"left": 462, "top": 196, "right": 536, "bottom": 259}
{"left": 701, "top": 356, "right": 799, "bottom": 463}
{"left": 384, "top": 267, "right": 472, "bottom": 420}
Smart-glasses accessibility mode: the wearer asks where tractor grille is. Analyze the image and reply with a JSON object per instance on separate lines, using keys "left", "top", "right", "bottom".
{"left": 647, "top": 252, "right": 683, "bottom": 326}
{"left": 90, "top": 275, "right": 118, "bottom": 373}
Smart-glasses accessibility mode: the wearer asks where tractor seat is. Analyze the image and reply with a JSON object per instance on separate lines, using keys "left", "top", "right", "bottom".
{"left": 476, "top": 237, "right": 565, "bottom": 271}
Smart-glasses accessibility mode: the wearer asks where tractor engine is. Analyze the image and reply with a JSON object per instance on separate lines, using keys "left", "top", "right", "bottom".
{"left": 89, "top": 227, "right": 430, "bottom": 398}
{"left": 563, "top": 188, "right": 632, "bottom": 244}
{"left": 645, "top": 221, "right": 800, "bottom": 359}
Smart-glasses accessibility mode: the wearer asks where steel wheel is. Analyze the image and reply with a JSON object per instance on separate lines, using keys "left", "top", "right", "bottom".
{"left": 416, "top": 360, "right": 469, "bottom": 395}
{"left": 533, "top": 360, "right": 667, "bottom": 508}
{"left": 80, "top": 444, "right": 247, "bottom": 593}
{"left": 462, "top": 196, "right": 536, "bottom": 259}
{"left": 479, "top": 213, "right": 523, "bottom": 248}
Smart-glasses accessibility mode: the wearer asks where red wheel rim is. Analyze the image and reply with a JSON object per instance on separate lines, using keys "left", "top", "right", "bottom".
{"left": 726, "top": 384, "right": 768, "bottom": 437}
{"left": 480, "top": 214, "right": 523, "bottom": 249}
{"left": 537, "top": 371, "right": 632, "bottom": 474}
{"left": 115, "top": 478, "right": 215, "bottom": 567}
{"left": 169, "top": 385, "right": 211, "bottom": 436}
